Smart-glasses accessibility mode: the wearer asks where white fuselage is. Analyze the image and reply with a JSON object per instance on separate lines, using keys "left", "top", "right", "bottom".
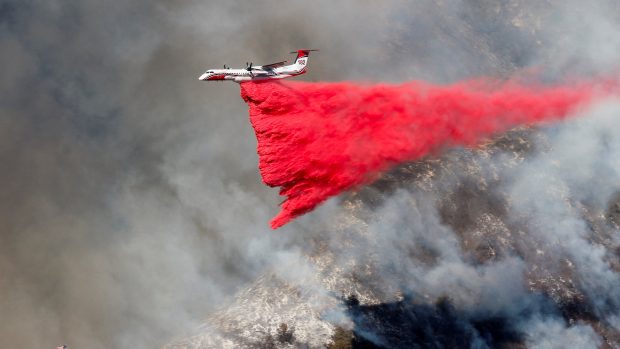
{"left": 199, "top": 56, "right": 309, "bottom": 83}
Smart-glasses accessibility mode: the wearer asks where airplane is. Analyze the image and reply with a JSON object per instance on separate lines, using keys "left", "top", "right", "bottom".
{"left": 198, "top": 49, "right": 318, "bottom": 82}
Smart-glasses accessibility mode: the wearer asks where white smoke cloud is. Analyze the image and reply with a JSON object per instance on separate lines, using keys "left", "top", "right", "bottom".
{"left": 523, "top": 318, "right": 601, "bottom": 349}
{"left": 505, "top": 100, "right": 620, "bottom": 319}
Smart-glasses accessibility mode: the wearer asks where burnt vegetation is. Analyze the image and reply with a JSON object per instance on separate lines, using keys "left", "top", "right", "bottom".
{"left": 327, "top": 294, "right": 522, "bottom": 349}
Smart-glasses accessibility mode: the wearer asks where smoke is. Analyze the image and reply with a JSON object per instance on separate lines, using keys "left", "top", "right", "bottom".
{"left": 305, "top": 101, "right": 620, "bottom": 347}
{"left": 505, "top": 100, "right": 620, "bottom": 319}
{"left": 523, "top": 318, "right": 602, "bottom": 349}
{"left": 3, "top": 0, "right": 620, "bottom": 348}
{"left": 275, "top": 88, "right": 620, "bottom": 346}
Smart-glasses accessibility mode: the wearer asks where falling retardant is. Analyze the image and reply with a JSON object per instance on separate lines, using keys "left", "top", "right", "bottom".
{"left": 240, "top": 79, "right": 614, "bottom": 229}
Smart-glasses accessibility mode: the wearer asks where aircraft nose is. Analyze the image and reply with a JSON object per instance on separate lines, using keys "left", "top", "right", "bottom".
{"left": 199, "top": 73, "right": 208, "bottom": 81}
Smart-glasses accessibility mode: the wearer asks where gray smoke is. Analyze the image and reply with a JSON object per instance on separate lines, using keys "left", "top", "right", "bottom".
{"left": 317, "top": 100, "right": 620, "bottom": 347}
{"left": 2, "top": 0, "right": 620, "bottom": 348}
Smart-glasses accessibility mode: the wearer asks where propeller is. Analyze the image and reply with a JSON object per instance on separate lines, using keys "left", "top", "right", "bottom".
{"left": 246, "top": 62, "right": 253, "bottom": 71}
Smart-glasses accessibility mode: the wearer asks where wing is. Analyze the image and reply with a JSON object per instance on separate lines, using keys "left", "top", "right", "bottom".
{"left": 259, "top": 60, "right": 287, "bottom": 70}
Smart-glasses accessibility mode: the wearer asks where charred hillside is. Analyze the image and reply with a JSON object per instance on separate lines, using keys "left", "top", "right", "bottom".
{"left": 335, "top": 126, "right": 620, "bottom": 348}
{"left": 168, "top": 117, "right": 620, "bottom": 349}
{"left": 340, "top": 295, "right": 522, "bottom": 349}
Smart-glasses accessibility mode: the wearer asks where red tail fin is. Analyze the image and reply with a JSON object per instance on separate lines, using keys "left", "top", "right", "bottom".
{"left": 290, "top": 49, "right": 318, "bottom": 63}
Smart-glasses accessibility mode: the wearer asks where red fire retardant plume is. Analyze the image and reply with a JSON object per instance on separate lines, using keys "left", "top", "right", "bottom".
{"left": 240, "top": 79, "right": 610, "bottom": 229}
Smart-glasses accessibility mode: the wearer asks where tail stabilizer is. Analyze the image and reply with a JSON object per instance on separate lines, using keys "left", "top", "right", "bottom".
{"left": 290, "top": 49, "right": 318, "bottom": 65}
